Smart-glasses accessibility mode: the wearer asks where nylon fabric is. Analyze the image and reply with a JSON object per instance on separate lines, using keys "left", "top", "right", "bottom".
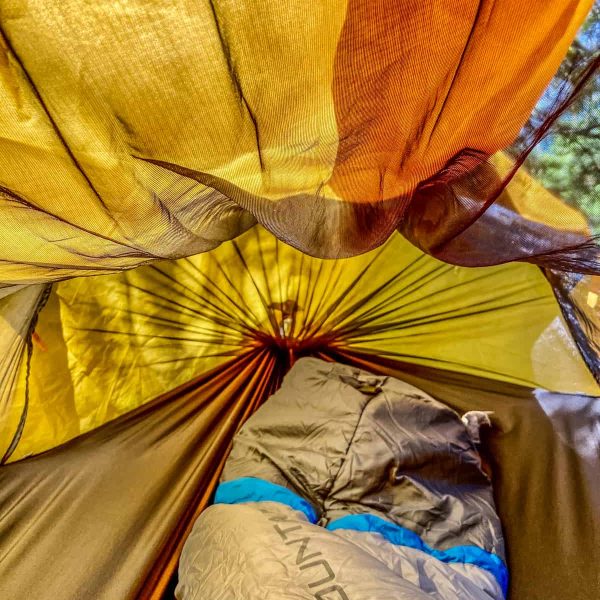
{"left": 0, "top": 1, "right": 596, "bottom": 280}
{"left": 0, "top": 3, "right": 596, "bottom": 597}
{"left": 220, "top": 358, "right": 506, "bottom": 557}
{"left": 214, "top": 477, "right": 318, "bottom": 523}
{"left": 201, "top": 357, "right": 507, "bottom": 598}
{"left": 326, "top": 514, "right": 508, "bottom": 596}
{"left": 3, "top": 226, "right": 596, "bottom": 461}
{"left": 0, "top": 352, "right": 597, "bottom": 599}
{"left": 0, "top": 352, "right": 277, "bottom": 600}
{"left": 177, "top": 502, "right": 504, "bottom": 600}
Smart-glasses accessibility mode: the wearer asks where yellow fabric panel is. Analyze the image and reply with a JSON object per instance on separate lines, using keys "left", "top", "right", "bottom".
{"left": 6, "top": 226, "right": 597, "bottom": 461}
{"left": 0, "top": 284, "right": 45, "bottom": 459}
{"left": 492, "top": 152, "right": 591, "bottom": 235}
{"left": 0, "top": 1, "right": 592, "bottom": 281}
{"left": 0, "top": 0, "right": 347, "bottom": 283}
{"left": 1, "top": 291, "right": 78, "bottom": 460}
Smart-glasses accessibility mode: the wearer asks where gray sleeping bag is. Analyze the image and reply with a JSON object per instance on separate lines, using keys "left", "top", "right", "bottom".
{"left": 176, "top": 358, "right": 508, "bottom": 599}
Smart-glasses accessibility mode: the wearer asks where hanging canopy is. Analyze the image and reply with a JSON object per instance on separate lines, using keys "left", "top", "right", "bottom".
{"left": 0, "top": 0, "right": 597, "bottom": 277}
{"left": 0, "top": 0, "right": 598, "bottom": 371}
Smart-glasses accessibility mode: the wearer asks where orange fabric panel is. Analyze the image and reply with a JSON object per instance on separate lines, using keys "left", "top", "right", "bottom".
{"left": 329, "top": 0, "right": 592, "bottom": 201}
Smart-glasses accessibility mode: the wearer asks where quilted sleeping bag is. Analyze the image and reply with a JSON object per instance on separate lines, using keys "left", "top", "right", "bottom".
{"left": 176, "top": 358, "right": 508, "bottom": 599}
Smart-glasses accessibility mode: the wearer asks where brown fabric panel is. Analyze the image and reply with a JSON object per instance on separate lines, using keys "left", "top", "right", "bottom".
{"left": 139, "top": 350, "right": 280, "bottom": 600}
{"left": 327, "top": 349, "right": 600, "bottom": 600}
{"left": 0, "top": 350, "right": 275, "bottom": 600}
{"left": 1, "top": 347, "right": 598, "bottom": 600}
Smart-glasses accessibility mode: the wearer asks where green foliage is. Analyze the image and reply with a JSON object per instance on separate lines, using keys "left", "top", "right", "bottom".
{"left": 516, "top": 5, "right": 600, "bottom": 233}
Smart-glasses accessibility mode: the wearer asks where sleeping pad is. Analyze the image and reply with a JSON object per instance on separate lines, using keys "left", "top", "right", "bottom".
{"left": 176, "top": 358, "right": 508, "bottom": 599}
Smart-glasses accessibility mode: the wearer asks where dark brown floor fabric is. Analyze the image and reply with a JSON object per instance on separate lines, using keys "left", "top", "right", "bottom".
{"left": 0, "top": 349, "right": 598, "bottom": 599}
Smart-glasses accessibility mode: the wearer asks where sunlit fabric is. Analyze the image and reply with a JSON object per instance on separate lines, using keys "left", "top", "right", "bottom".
{"left": 2, "top": 226, "right": 596, "bottom": 462}
{"left": 0, "top": 284, "right": 46, "bottom": 462}
{"left": 0, "top": 0, "right": 596, "bottom": 285}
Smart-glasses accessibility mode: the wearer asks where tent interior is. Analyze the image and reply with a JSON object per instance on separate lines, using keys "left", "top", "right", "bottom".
{"left": 0, "top": 1, "right": 599, "bottom": 599}
{"left": 1, "top": 226, "right": 599, "bottom": 599}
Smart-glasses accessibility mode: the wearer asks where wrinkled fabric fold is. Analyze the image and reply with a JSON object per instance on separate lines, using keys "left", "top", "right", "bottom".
{"left": 0, "top": 1, "right": 596, "bottom": 282}
{"left": 3, "top": 225, "right": 597, "bottom": 462}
